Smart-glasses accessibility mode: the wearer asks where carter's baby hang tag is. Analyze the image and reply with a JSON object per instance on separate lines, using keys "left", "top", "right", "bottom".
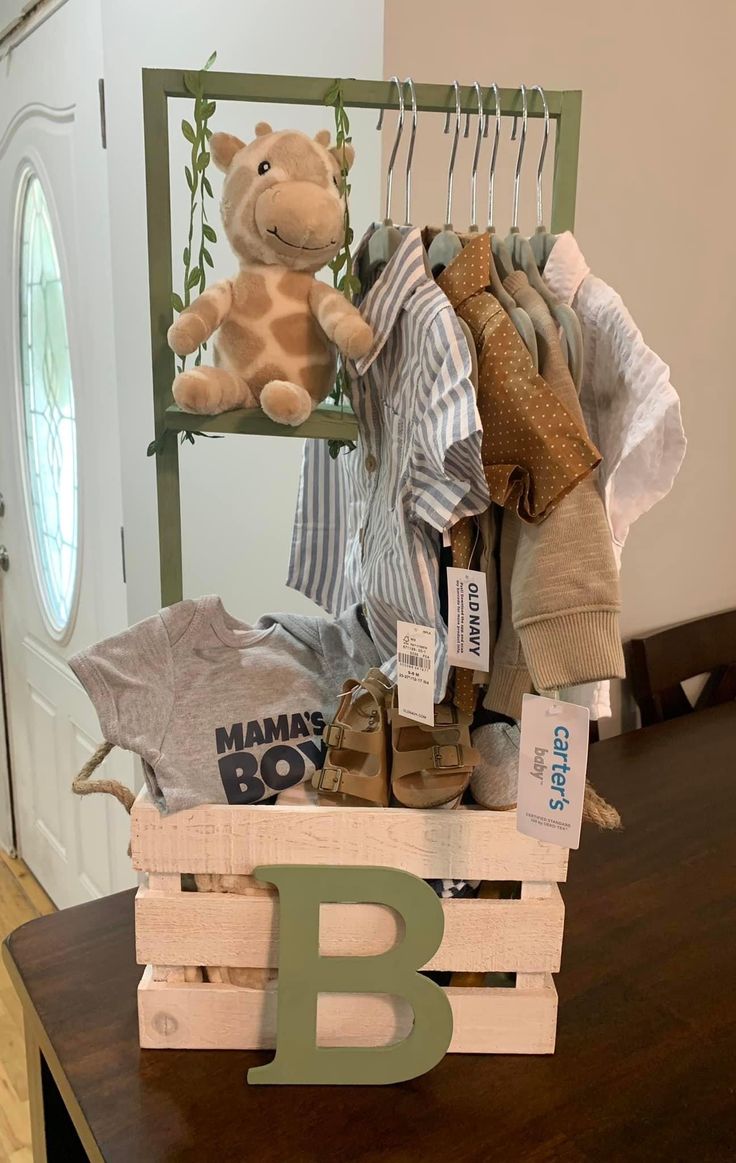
{"left": 516, "top": 694, "right": 589, "bottom": 850}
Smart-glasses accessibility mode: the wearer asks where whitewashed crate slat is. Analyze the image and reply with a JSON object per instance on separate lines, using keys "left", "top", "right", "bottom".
{"left": 138, "top": 967, "right": 558, "bottom": 1054}
{"left": 131, "top": 795, "right": 569, "bottom": 882}
{"left": 135, "top": 884, "right": 565, "bottom": 972}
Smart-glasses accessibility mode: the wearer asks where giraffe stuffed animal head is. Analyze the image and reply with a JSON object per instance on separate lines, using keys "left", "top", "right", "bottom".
{"left": 167, "top": 122, "right": 373, "bottom": 427}
{"left": 214, "top": 121, "right": 348, "bottom": 271}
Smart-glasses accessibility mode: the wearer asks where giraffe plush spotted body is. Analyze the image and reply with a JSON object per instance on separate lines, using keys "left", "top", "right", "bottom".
{"left": 167, "top": 122, "right": 373, "bottom": 426}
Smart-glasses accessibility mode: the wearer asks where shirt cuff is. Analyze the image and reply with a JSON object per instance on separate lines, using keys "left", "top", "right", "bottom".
{"left": 516, "top": 609, "right": 625, "bottom": 691}
{"left": 483, "top": 664, "right": 534, "bottom": 719}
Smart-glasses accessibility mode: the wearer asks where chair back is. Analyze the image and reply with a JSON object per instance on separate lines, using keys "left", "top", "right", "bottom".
{"left": 626, "top": 610, "right": 736, "bottom": 726}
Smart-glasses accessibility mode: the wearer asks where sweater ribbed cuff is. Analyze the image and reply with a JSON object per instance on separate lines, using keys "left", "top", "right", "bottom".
{"left": 517, "top": 610, "right": 625, "bottom": 692}
{"left": 483, "top": 665, "right": 534, "bottom": 719}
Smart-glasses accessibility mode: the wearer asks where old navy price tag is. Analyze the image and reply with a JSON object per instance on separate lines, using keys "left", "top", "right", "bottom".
{"left": 516, "top": 693, "right": 589, "bottom": 850}
{"left": 446, "top": 567, "right": 490, "bottom": 671}
{"left": 396, "top": 621, "right": 436, "bottom": 725}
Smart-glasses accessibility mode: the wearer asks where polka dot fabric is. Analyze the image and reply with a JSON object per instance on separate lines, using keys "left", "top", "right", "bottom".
{"left": 437, "top": 232, "right": 600, "bottom": 524}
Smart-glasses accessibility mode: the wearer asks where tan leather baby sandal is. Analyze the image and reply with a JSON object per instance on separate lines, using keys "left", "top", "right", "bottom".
{"left": 312, "top": 668, "right": 393, "bottom": 807}
{"left": 390, "top": 698, "right": 480, "bottom": 809}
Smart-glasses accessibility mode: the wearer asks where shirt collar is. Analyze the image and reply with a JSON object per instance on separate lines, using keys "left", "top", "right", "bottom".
{"left": 352, "top": 226, "right": 432, "bottom": 374}
{"left": 543, "top": 231, "right": 591, "bottom": 305}
{"left": 436, "top": 230, "right": 490, "bottom": 306}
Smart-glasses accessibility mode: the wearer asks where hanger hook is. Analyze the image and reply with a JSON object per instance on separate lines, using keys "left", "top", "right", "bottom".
{"left": 486, "top": 82, "right": 501, "bottom": 232}
{"left": 441, "top": 80, "right": 462, "bottom": 226}
{"left": 402, "top": 77, "right": 418, "bottom": 225}
{"left": 376, "top": 75, "right": 405, "bottom": 223}
{"left": 510, "top": 83, "right": 528, "bottom": 231}
{"left": 467, "top": 82, "right": 487, "bottom": 230}
{"left": 529, "top": 84, "right": 550, "bottom": 229}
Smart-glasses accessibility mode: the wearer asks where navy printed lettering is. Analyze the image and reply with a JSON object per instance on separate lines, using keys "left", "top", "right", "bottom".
{"left": 289, "top": 713, "right": 309, "bottom": 739}
{"left": 244, "top": 719, "right": 265, "bottom": 748}
{"left": 218, "top": 751, "right": 264, "bottom": 803}
{"left": 261, "top": 745, "right": 305, "bottom": 792}
{"left": 216, "top": 723, "right": 244, "bottom": 755}
{"left": 263, "top": 714, "right": 290, "bottom": 743}
{"left": 297, "top": 739, "right": 328, "bottom": 769}
{"left": 215, "top": 709, "right": 327, "bottom": 803}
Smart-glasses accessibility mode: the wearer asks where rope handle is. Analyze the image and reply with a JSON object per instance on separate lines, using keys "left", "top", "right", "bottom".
{"left": 71, "top": 741, "right": 135, "bottom": 814}
{"left": 583, "top": 781, "right": 621, "bottom": 830}
{"left": 70, "top": 741, "right": 621, "bottom": 829}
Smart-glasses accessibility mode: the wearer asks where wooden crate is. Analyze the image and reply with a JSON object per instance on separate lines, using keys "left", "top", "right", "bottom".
{"left": 131, "top": 790, "right": 569, "bottom": 1054}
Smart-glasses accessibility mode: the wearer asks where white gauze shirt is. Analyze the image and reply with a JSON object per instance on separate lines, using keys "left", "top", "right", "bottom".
{"left": 544, "top": 233, "right": 687, "bottom": 718}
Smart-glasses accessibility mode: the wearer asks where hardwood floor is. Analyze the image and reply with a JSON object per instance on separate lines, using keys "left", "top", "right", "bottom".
{"left": 0, "top": 852, "right": 54, "bottom": 1163}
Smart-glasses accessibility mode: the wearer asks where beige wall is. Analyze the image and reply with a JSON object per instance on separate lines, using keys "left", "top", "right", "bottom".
{"left": 384, "top": 0, "right": 736, "bottom": 683}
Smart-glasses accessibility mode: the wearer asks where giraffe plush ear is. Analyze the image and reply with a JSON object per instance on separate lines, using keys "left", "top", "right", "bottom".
{"left": 330, "top": 142, "right": 355, "bottom": 171}
{"left": 211, "top": 132, "right": 246, "bottom": 172}
{"left": 314, "top": 129, "right": 331, "bottom": 147}
{"left": 255, "top": 121, "right": 273, "bottom": 137}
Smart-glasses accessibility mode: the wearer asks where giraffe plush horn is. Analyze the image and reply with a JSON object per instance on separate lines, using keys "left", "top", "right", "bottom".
{"left": 210, "top": 132, "right": 246, "bottom": 172}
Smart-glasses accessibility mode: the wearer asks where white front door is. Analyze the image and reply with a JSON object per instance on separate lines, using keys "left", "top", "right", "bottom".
{"left": 0, "top": 0, "right": 134, "bottom": 906}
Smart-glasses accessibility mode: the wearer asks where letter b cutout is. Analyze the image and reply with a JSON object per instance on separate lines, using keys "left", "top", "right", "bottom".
{"left": 247, "top": 865, "right": 453, "bottom": 1085}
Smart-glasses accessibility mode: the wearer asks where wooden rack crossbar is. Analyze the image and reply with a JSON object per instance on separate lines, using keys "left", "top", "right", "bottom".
{"left": 142, "top": 69, "right": 582, "bottom": 605}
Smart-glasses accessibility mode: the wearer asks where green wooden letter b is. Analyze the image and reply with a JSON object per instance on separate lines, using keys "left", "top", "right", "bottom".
{"left": 247, "top": 865, "right": 453, "bottom": 1085}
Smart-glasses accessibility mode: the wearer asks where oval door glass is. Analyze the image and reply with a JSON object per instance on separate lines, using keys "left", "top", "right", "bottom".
{"left": 18, "top": 173, "right": 78, "bottom": 633}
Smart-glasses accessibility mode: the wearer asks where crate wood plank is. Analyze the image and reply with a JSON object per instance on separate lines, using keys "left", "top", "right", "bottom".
{"left": 135, "top": 886, "right": 564, "bottom": 973}
{"left": 137, "top": 968, "right": 557, "bottom": 1054}
{"left": 130, "top": 793, "right": 569, "bottom": 882}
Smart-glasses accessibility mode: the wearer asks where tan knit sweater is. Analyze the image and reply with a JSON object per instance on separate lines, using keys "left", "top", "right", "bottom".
{"left": 484, "top": 271, "right": 626, "bottom": 712}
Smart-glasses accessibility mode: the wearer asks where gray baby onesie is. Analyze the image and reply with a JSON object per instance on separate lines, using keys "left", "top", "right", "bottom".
{"left": 70, "top": 595, "right": 378, "bottom": 813}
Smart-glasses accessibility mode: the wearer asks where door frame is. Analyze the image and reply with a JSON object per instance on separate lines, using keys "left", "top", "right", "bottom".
{"left": 0, "top": 621, "right": 18, "bottom": 854}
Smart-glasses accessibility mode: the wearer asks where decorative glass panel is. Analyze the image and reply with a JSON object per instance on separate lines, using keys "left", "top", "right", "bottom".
{"left": 18, "top": 174, "right": 78, "bottom": 632}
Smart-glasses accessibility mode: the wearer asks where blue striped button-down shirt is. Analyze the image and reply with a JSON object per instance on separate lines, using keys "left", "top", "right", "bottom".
{"left": 288, "top": 227, "right": 489, "bottom": 700}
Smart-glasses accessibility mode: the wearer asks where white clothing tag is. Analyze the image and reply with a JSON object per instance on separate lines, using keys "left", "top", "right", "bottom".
{"left": 442, "top": 529, "right": 452, "bottom": 548}
{"left": 516, "top": 693, "right": 589, "bottom": 850}
{"left": 396, "top": 621, "right": 436, "bottom": 725}
{"left": 446, "top": 568, "right": 490, "bottom": 671}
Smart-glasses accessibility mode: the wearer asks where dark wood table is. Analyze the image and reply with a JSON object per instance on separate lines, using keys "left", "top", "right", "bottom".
{"left": 5, "top": 703, "right": 736, "bottom": 1162}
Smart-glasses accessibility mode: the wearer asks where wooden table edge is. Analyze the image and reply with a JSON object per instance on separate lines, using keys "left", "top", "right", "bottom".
{"left": 2, "top": 928, "right": 106, "bottom": 1163}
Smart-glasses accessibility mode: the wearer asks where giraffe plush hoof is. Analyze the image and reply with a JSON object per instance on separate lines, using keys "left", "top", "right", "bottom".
{"left": 260, "top": 380, "right": 314, "bottom": 427}
{"left": 172, "top": 369, "right": 219, "bottom": 414}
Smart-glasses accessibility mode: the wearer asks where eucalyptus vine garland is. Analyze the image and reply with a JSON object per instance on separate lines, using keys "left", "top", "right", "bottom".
{"left": 172, "top": 49, "right": 218, "bottom": 372}
{"left": 324, "top": 78, "right": 359, "bottom": 456}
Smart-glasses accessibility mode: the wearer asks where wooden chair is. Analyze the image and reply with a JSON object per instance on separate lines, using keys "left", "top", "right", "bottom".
{"left": 626, "top": 610, "right": 736, "bottom": 726}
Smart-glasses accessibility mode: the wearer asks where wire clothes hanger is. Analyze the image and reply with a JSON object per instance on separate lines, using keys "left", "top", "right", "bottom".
{"left": 487, "top": 82, "right": 517, "bottom": 285}
{"left": 426, "top": 79, "right": 464, "bottom": 274}
{"left": 483, "top": 82, "right": 539, "bottom": 370}
{"left": 402, "top": 76, "right": 418, "bottom": 226}
{"left": 505, "top": 84, "right": 582, "bottom": 388}
{"left": 529, "top": 84, "right": 553, "bottom": 270}
{"left": 466, "top": 81, "right": 487, "bottom": 233}
{"left": 361, "top": 75, "right": 406, "bottom": 283}
{"left": 529, "top": 83, "right": 561, "bottom": 273}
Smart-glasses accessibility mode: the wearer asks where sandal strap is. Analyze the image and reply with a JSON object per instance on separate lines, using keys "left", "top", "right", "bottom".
{"left": 323, "top": 721, "right": 384, "bottom": 754}
{"left": 313, "top": 764, "right": 388, "bottom": 806}
{"left": 392, "top": 743, "right": 480, "bottom": 782}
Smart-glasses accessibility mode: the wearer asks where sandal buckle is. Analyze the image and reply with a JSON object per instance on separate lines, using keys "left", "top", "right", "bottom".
{"left": 433, "top": 744, "right": 462, "bottom": 769}
{"left": 323, "top": 723, "right": 345, "bottom": 749}
{"left": 315, "top": 765, "right": 343, "bottom": 793}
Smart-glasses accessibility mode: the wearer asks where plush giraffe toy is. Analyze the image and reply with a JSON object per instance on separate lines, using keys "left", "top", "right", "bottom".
{"left": 167, "top": 122, "right": 373, "bottom": 426}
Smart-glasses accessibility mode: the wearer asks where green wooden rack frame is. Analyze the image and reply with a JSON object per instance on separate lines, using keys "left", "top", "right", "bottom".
{"left": 143, "top": 70, "right": 582, "bottom": 607}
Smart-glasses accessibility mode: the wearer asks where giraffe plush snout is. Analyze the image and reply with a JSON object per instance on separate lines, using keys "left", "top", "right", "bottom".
{"left": 254, "top": 180, "right": 343, "bottom": 266}
{"left": 168, "top": 121, "right": 373, "bottom": 426}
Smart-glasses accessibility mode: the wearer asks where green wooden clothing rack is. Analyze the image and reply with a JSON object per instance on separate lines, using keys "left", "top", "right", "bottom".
{"left": 143, "top": 71, "right": 582, "bottom": 607}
